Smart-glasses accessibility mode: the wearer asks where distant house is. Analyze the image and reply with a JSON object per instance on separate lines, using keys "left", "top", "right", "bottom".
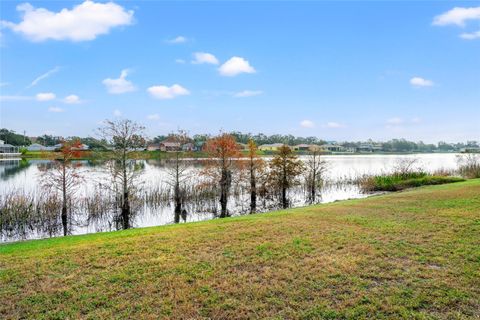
{"left": 182, "top": 142, "right": 195, "bottom": 152}
{"left": 160, "top": 141, "right": 181, "bottom": 152}
{"left": 79, "top": 144, "right": 90, "bottom": 151}
{"left": 194, "top": 141, "right": 205, "bottom": 152}
{"left": 358, "top": 144, "right": 382, "bottom": 153}
{"left": 292, "top": 144, "right": 312, "bottom": 151}
{"left": 42, "top": 143, "right": 90, "bottom": 151}
{"left": 27, "top": 143, "right": 47, "bottom": 151}
{"left": 0, "top": 140, "right": 20, "bottom": 154}
{"left": 147, "top": 143, "right": 161, "bottom": 151}
{"left": 149, "top": 141, "right": 196, "bottom": 152}
{"left": 341, "top": 146, "right": 356, "bottom": 153}
{"left": 237, "top": 143, "right": 248, "bottom": 151}
{"left": 320, "top": 144, "right": 343, "bottom": 152}
{"left": 258, "top": 143, "right": 285, "bottom": 151}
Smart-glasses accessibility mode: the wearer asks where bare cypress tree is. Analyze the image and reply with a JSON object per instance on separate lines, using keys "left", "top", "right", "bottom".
{"left": 246, "top": 139, "right": 265, "bottom": 213}
{"left": 98, "top": 119, "right": 145, "bottom": 230}
{"left": 165, "top": 130, "right": 191, "bottom": 223}
{"left": 304, "top": 146, "right": 327, "bottom": 203}
{"left": 41, "top": 139, "right": 84, "bottom": 236}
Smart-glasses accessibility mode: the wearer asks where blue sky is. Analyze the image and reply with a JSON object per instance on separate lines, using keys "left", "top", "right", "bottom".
{"left": 0, "top": 1, "right": 479, "bottom": 142}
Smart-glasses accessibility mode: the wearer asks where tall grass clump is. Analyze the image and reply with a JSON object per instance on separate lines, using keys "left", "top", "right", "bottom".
{"left": 358, "top": 158, "right": 465, "bottom": 192}
{"left": 457, "top": 154, "right": 480, "bottom": 178}
{"left": 0, "top": 189, "right": 63, "bottom": 240}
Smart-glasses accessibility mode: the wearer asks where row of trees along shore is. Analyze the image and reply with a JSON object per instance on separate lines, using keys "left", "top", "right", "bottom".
{"left": 40, "top": 119, "right": 330, "bottom": 236}
{"left": 2, "top": 128, "right": 479, "bottom": 152}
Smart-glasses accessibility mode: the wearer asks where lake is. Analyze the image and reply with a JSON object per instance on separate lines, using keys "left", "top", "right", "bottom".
{"left": 0, "top": 153, "right": 462, "bottom": 242}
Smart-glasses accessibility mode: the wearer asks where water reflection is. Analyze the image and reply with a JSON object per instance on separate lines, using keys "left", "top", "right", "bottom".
{"left": 0, "top": 159, "right": 30, "bottom": 180}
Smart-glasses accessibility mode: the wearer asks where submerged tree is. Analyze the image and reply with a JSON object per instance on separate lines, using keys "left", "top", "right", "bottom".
{"left": 246, "top": 139, "right": 265, "bottom": 213}
{"left": 304, "top": 146, "right": 328, "bottom": 203}
{"left": 203, "top": 133, "right": 241, "bottom": 218}
{"left": 165, "top": 130, "right": 191, "bottom": 223}
{"left": 41, "top": 139, "right": 84, "bottom": 236}
{"left": 99, "top": 119, "right": 146, "bottom": 229}
{"left": 269, "top": 144, "right": 304, "bottom": 209}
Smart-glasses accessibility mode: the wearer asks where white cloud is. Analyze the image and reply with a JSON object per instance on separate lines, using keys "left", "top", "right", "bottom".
{"left": 411, "top": 117, "right": 422, "bottom": 124}
{"left": 2, "top": 1, "right": 134, "bottom": 42}
{"left": 175, "top": 59, "right": 186, "bottom": 64}
{"left": 433, "top": 7, "right": 480, "bottom": 26}
{"left": 300, "top": 120, "right": 315, "bottom": 128}
{"left": 48, "top": 106, "right": 63, "bottom": 113}
{"left": 386, "top": 117, "right": 404, "bottom": 125}
{"left": 233, "top": 90, "right": 263, "bottom": 98}
{"left": 36, "top": 92, "right": 56, "bottom": 101}
{"left": 147, "top": 84, "right": 190, "bottom": 100}
{"left": 326, "top": 122, "right": 343, "bottom": 128}
{"left": 103, "top": 69, "right": 136, "bottom": 94}
{"left": 167, "top": 36, "right": 187, "bottom": 44}
{"left": 433, "top": 7, "right": 480, "bottom": 40}
{"left": 218, "top": 56, "right": 256, "bottom": 77}
{"left": 410, "top": 77, "right": 434, "bottom": 87}
{"left": 192, "top": 52, "right": 219, "bottom": 65}
{"left": 63, "top": 94, "right": 81, "bottom": 104}
{"left": 147, "top": 114, "right": 160, "bottom": 120}
{"left": 113, "top": 109, "right": 122, "bottom": 117}
{"left": 460, "top": 30, "right": 480, "bottom": 40}
{"left": 27, "top": 66, "right": 60, "bottom": 88}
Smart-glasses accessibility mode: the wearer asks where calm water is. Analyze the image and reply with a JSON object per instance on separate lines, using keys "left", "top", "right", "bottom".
{"left": 0, "top": 153, "right": 461, "bottom": 242}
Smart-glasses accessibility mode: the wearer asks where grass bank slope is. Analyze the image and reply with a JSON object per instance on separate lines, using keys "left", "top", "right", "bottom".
{"left": 1, "top": 180, "right": 479, "bottom": 319}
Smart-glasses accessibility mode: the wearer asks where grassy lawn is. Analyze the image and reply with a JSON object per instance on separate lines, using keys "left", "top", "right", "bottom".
{"left": 1, "top": 180, "right": 479, "bottom": 319}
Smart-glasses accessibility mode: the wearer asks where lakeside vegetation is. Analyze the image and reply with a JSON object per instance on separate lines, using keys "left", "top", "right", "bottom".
{"left": 360, "top": 173, "right": 465, "bottom": 192}
{"left": 1, "top": 180, "right": 479, "bottom": 319}
{"left": 1, "top": 120, "right": 478, "bottom": 242}
{"left": 357, "top": 158, "right": 467, "bottom": 191}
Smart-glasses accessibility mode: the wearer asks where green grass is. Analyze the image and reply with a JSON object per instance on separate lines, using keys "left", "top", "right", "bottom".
{"left": 1, "top": 180, "right": 480, "bottom": 319}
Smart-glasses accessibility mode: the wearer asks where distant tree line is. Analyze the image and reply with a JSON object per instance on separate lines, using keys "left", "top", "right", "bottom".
{"left": 0, "top": 129, "right": 31, "bottom": 146}
{"left": 2, "top": 128, "right": 478, "bottom": 152}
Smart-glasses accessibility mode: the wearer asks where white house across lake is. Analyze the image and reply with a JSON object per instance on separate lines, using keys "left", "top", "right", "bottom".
{"left": 0, "top": 140, "right": 21, "bottom": 157}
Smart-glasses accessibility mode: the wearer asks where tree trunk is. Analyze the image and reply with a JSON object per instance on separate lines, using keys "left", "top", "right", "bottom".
{"left": 250, "top": 165, "right": 256, "bottom": 213}
{"left": 310, "top": 171, "right": 316, "bottom": 203}
{"left": 174, "top": 183, "right": 181, "bottom": 223}
{"left": 310, "top": 183, "right": 316, "bottom": 203}
{"left": 121, "top": 155, "right": 130, "bottom": 229}
{"left": 282, "top": 185, "right": 288, "bottom": 209}
{"left": 122, "top": 191, "right": 130, "bottom": 229}
{"left": 61, "top": 205, "right": 68, "bottom": 236}
{"left": 282, "top": 160, "right": 288, "bottom": 209}
{"left": 220, "top": 168, "right": 230, "bottom": 218}
{"left": 62, "top": 163, "right": 68, "bottom": 236}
